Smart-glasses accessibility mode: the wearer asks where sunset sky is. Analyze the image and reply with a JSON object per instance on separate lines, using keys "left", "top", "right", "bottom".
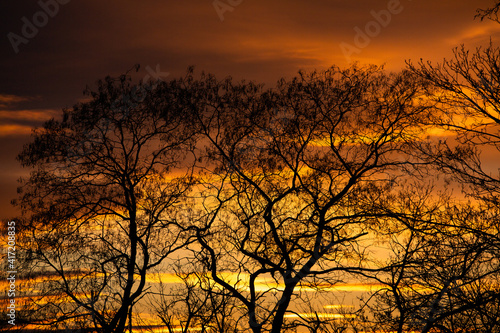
{"left": 1, "top": 0, "right": 500, "bottom": 220}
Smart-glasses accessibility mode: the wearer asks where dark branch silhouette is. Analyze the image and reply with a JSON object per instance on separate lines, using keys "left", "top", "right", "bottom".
{"left": 14, "top": 73, "right": 197, "bottom": 332}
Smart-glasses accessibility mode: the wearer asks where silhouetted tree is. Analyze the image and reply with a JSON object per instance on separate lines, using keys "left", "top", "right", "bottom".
{"left": 186, "top": 65, "right": 432, "bottom": 333}
{"left": 477, "top": 0, "right": 500, "bottom": 22}
{"left": 369, "top": 14, "right": 500, "bottom": 332}
{"left": 408, "top": 43, "right": 500, "bottom": 204}
{"left": 368, "top": 196, "right": 500, "bottom": 333}
{"left": 19, "top": 61, "right": 500, "bottom": 333}
{"left": 14, "top": 72, "right": 196, "bottom": 332}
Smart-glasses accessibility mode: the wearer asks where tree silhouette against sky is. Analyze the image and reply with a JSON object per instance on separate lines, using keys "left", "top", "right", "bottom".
{"left": 14, "top": 74, "right": 197, "bottom": 332}
{"left": 10, "top": 2, "right": 500, "bottom": 332}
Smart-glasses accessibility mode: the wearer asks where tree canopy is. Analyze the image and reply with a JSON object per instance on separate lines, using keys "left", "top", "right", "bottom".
{"left": 11, "top": 4, "right": 500, "bottom": 330}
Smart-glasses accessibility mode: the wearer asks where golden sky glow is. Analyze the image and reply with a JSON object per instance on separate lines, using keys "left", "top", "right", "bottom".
{"left": 1, "top": 3, "right": 500, "bottom": 331}
{"left": 144, "top": 271, "right": 385, "bottom": 294}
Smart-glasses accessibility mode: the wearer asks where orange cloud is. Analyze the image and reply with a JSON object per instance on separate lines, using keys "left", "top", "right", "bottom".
{"left": 446, "top": 20, "right": 500, "bottom": 45}
{"left": 0, "top": 94, "right": 29, "bottom": 108}
{"left": 0, "top": 109, "right": 60, "bottom": 136}
{"left": 0, "top": 124, "right": 32, "bottom": 136}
